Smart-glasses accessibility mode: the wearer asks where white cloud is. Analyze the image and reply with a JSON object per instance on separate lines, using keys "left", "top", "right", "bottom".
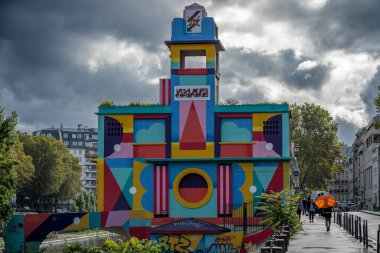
{"left": 296, "top": 60, "right": 318, "bottom": 71}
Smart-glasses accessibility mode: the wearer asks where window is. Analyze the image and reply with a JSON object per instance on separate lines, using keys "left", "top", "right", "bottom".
{"left": 78, "top": 141, "right": 83, "bottom": 146}
{"left": 180, "top": 50, "right": 206, "bottom": 69}
{"left": 72, "top": 141, "right": 77, "bottom": 146}
{"left": 72, "top": 133, "right": 77, "bottom": 139}
{"left": 63, "top": 133, "right": 68, "bottom": 138}
{"left": 84, "top": 134, "right": 90, "bottom": 140}
{"left": 78, "top": 150, "right": 82, "bottom": 155}
{"left": 92, "top": 135, "right": 97, "bottom": 140}
{"left": 47, "top": 133, "right": 52, "bottom": 137}
{"left": 263, "top": 120, "right": 280, "bottom": 135}
{"left": 64, "top": 141, "right": 69, "bottom": 146}
{"left": 78, "top": 134, "right": 82, "bottom": 138}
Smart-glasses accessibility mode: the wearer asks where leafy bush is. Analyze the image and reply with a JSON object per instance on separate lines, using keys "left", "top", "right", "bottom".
{"left": 99, "top": 100, "right": 115, "bottom": 107}
{"left": 257, "top": 189, "right": 302, "bottom": 235}
{"left": 65, "top": 237, "right": 161, "bottom": 253}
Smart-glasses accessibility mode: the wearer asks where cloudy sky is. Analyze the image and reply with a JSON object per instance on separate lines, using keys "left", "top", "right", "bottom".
{"left": 1, "top": 0, "right": 380, "bottom": 145}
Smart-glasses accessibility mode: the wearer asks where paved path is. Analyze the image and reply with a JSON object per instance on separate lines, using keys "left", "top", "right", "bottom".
{"left": 287, "top": 214, "right": 375, "bottom": 253}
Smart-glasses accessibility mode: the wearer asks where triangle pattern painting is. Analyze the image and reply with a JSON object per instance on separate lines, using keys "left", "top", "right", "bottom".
{"left": 254, "top": 163, "right": 278, "bottom": 192}
{"left": 180, "top": 102, "right": 206, "bottom": 150}
{"left": 104, "top": 162, "right": 125, "bottom": 211}
{"left": 266, "top": 163, "right": 283, "bottom": 193}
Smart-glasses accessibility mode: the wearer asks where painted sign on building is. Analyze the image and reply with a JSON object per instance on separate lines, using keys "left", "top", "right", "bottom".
{"left": 174, "top": 86, "right": 210, "bottom": 100}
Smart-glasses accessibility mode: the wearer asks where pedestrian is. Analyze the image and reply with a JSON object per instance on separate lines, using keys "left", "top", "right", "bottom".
{"left": 297, "top": 201, "right": 303, "bottom": 219}
{"left": 302, "top": 198, "right": 307, "bottom": 215}
{"left": 323, "top": 206, "right": 332, "bottom": 231}
{"left": 309, "top": 199, "right": 316, "bottom": 222}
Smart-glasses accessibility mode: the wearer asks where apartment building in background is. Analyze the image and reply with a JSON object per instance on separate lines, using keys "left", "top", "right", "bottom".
{"left": 33, "top": 124, "right": 98, "bottom": 192}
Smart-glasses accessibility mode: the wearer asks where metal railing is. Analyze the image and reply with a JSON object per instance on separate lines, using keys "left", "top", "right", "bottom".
{"left": 334, "top": 212, "right": 368, "bottom": 248}
{"left": 223, "top": 200, "right": 266, "bottom": 236}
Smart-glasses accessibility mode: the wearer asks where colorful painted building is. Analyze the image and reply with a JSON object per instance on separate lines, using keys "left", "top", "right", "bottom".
{"left": 96, "top": 3, "right": 291, "bottom": 251}
{"left": 4, "top": 4, "right": 291, "bottom": 253}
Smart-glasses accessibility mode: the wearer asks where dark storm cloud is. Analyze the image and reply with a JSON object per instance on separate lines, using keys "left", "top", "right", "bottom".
{"left": 220, "top": 48, "right": 329, "bottom": 90}
{"left": 361, "top": 66, "right": 380, "bottom": 118}
{"left": 250, "top": 0, "right": 380, "bottom": 53}
{"left": 0, "top": 0, "right": 176, "bottom": 130}
{"left": 335, "top": 116, "right": 362, "bottom": 146}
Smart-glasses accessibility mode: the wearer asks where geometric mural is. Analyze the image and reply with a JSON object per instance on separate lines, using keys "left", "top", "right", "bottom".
{"left": 4, "top": 4, "right": 291, "bottom": 253}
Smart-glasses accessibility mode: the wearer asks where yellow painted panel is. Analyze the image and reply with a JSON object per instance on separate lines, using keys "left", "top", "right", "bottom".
{"left": 107, "top": 115, "right": 134, "bottom": 133}
{"left": 217, "top": 232, "right": 244, "bottom": 249}
{"left": 130, "top": 209, "right": 154, "bottom": 219}
{"left": 132, "top": 161, "right": 153, "bottom": 217}
{"left": 252, "top": 113, "right": 280, "bottom": 131}
{"left": 97, "top": 159, "right": 104, "bottom": 212}
{"left": 64, "top": 213, "right": 89, "bottom": 231}
{"left": 283, "top": 162, "right": 290, "bottom": 189}
{"left": 170, "top": 44, "right": 216, "bottom": 61}
{"left": 171, "top": 142, "right": 214, "bottom": 158}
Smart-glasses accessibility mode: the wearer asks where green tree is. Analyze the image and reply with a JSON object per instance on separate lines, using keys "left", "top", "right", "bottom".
{"left": 71, "top": 191, "right": 97, "bottom": 212}
{"left": 19, "top": 134, "right": 81, "bottom": 212}
{"left": 14, "top": 134, "right": 35, "bottom": 208}
{"left": 0, "top": 107, "right": 18, "bottom": 229}
{"left": 291, "top": 103, "right": 343, "bottom": 190}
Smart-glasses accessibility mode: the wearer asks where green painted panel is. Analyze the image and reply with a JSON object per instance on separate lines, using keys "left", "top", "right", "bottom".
{"left": 179, "top": 75, "right": 207, "bottom": 86}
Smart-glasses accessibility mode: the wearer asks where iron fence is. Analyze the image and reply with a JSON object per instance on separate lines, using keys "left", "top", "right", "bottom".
{"left": 223, "top": 199, "right": 266, "bottom": 236}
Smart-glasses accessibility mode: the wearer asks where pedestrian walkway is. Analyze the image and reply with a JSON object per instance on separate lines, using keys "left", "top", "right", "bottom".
{"left": 287, "top": 214, "right": 375, "bottom": 252}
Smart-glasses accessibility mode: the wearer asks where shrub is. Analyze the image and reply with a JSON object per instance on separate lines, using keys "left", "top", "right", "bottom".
{"left": 257, "top": 189, "right": 302, "bottom": 234}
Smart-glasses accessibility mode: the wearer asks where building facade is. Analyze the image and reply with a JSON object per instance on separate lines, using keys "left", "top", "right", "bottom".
{"left": 33, "top": 124, "right": 98, "bottom": 192}
{"left": 96, "top": 4, "right": 291, "bottom": 249}
{"left": 328, "top": 146, "right": 353, "bottom": 203}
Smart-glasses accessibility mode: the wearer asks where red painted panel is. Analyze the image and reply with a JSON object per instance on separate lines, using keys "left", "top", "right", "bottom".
{"left": 241, "top": 228, "right": 273, "bottom": 252}
{"left": 133, "top": 145, "right": 166, "bottom": 158}
{"left": 129, "top": 226, "right": 151, "bottom": 240}
{"left": 180, "top": 142, "right": 206, "bottom": 150}
{"left": 178, "top": 68, "right": 209, "bottom": 75}
{"left": 220, "top": 144, "right": 252, "bottom": 158}
{"left": 24, "top": 214, "right": 51, "bottom": 239}
{"left": 122, "top": 133, "right": 133, "bottom": 142}
{"left": 217, "top": 113, "right": 252, "bottom": 118}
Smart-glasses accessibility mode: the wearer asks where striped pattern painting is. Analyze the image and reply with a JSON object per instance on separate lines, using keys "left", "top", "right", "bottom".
{"left": 159, "top": 79, "right": 171, "bottom": 105}
{"left": 218, "top": 164, "right": 232, "bottom": 215}
{"left": 154, "top": 165, "right": 169, "bottom": 216}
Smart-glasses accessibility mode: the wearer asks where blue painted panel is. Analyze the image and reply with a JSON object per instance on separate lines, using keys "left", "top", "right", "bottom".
{"left": 134, "top": 119, "right": 165, "bottom": 143}
{"left": 98, "top": 115, "right": 104, "bottom": 158}
{"left": 179, "top": 75, "right": 207, "bottom": 86}
{"left": 232, "top": 164, "right": 246, "bottom": 205}
{"left": 206, "top": 61, "right": 215, "bottom": 69}
{"left": 171, "top": 100, "right": 180, "bottom": 142}
{"left": 140, "top": 164, "right": 154, "bottom": 213}
{"left": 221, "top": 118, "right": 252, "bottom": 142}
{"left": 169, "top": 189, "right": 217, "bottom": 217}
{"left": 282, "top": 113, "right": 290, "bottom": 157}
{"left": 89, "top": 212, "right": 101, "bottom": 229}
{"left": 129, "top": 219, "right": 151, "bottom": 227}
{"left": 105, "top": 158, "right": 133, "bottom": 168}
{"left": 171, "top": 18, "right": 216, "bottom": 41}
{"left": 171, "top": 61, "right": 180, "bottom": 69}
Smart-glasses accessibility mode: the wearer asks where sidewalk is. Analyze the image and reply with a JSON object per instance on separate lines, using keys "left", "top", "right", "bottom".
{"left": 287, "top": 214, "right": 375, "bottom": 252}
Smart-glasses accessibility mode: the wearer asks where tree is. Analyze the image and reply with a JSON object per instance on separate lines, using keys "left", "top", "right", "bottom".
{"left": 0, "top": 107, "right": 18, "bottom": 229}
{"left": 14, "top": 134, "right": 35, "bottom": 208}
{"left": 19, "top": 134, "right": 82, "bottom": 212}
{"left": 291, "top": 103, "right": 343, "bottom": 190}
{"left": 71, "top": 190, "right": 97, "bottom": 212}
